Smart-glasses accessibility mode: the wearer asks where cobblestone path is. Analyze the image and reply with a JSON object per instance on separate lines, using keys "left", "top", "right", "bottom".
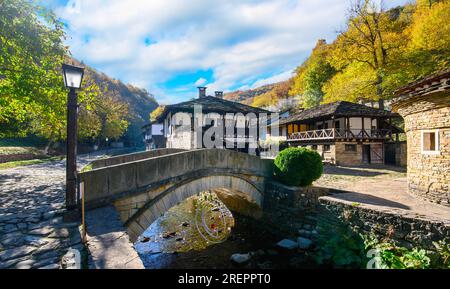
{"left": 315, "top": 164, "right": 450, "bottom": 222}
{"left": 0, "top": 156, "right": 99, "bottom": 269}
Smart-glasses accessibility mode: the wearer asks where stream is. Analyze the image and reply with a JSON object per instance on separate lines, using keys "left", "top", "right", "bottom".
{"left": 134, "top": 191, "right": 316, "bottom": 269}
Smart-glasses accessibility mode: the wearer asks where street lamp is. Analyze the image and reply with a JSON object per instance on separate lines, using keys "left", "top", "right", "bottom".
{"left": 62, "top": 63, "right": 84, "bottom": 215}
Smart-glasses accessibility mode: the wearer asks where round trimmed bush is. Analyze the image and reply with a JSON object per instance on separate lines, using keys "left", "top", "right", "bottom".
{"left": 274, "top": 147, "right": 323, "bottom": 187}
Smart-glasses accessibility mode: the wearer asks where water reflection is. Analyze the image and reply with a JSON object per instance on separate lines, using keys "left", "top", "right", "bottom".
{"left": 135, "top": 191, "right": 235, "bottom": 267}
{"left": 134, "top": 190, "right": 293, "bottom": 269}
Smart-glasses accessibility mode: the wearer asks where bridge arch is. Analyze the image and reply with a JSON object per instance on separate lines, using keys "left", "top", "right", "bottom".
{"left": 124, "top": 174, "right": 263, "bottom": 242}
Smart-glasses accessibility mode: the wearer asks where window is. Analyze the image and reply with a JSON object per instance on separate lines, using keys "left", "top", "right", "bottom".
{"left": 345, "top": 144, "right": 357, "bottom": 152}
{"left": 288, "top": 124, "right": 293, "bottom": 134}
{"left": 422, "top": 130, "right": 440, "bottom": 154}
{"left": 312, "top": 145, "right": 318, "bottom": 150}
{"left": 324, "top": 144, "right": 331, "bottom": 152}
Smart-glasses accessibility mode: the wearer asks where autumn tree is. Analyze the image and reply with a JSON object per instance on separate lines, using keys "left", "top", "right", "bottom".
{"left": 251, "top": 80, "right": 293, "bottom": 109}
{"left": 386, "top": 0, "right": 450, "bottom": 89}
{"left": 324, "top": 0, "right": 410, "bottom": 108}
{"left": 150, "top": 105, "right": 166, "bottom": 122}
{"left": 289, "top": 40, "right": 335, "bottom": 108}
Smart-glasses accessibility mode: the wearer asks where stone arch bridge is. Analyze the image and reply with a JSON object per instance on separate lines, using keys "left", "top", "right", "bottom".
{"left": 79, "top": 149, "right": 273, "bottom": 242}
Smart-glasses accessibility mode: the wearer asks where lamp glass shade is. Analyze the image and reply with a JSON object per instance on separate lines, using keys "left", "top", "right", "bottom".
{"left": 62, "top": 64, "right": 84, "bottom": 89}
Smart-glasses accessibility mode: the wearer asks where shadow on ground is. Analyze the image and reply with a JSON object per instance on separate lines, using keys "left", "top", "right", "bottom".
{"left": 329, "top": 191, "right": 411, "bottom": 210}
{"left": 322, "top": 164, "right": 406, "bottom": 177}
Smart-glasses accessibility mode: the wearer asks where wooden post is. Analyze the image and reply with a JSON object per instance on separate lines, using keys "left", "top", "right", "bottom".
{"left": 361, "top": 117, "right": 365, "bottom": 140}
{"left": 81, "top": 182, "right": 87, "bottom": 243}
{"left": 389, "top": 117, "right": 393, "bottom": 140}
{"left": 346, "top": 117, "right": 350, "bottom": 138}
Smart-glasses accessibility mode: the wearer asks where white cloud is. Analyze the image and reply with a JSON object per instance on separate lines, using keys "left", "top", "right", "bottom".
{"left": 56, "top": 0, "right": 410, "bottom": 103}
{"left": 251, "top": 70, "right": 294, "bottom": 88}
{"left": 195, "top": 78, "right": 207, "bottom": 86}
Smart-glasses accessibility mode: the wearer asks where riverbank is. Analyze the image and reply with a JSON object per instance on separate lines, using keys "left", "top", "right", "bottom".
{"left": 135, "top": 193, "right": 318, "bottom": 269}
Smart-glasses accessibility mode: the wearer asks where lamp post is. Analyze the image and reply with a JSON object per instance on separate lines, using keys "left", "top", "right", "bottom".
{"left": 62, "top": 63, "right": 85, "bottom": 215}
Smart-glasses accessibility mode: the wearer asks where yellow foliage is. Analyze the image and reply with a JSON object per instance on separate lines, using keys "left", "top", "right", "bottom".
{"left": 323, "top": 63, "right": 377, "bottom": 103}
{"left": 407, "top": 1, "right": 450, "bottom": 52}
{"left": 150, "top": 105, "right": 166, "bottom": 121}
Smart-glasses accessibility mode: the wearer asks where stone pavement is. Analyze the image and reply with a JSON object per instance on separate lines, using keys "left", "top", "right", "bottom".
{"left": 0, "top": 155, "right": 102, "bottom": 269}
{"left": 85, "top": 206, "right": 144, "bottom": 269}
{"left": 314, "top": 165, "right": 450, "bottom": 223}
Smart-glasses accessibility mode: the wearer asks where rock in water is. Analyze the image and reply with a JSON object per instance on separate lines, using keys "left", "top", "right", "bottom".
{"left": 276, "top": 239, "right": 298, "bottom": 250}
{"left": 297, "top": 237, "right": 313, "bottom": 249}
{"left": 230, "top": 253, "right": 251, "bottom": 265}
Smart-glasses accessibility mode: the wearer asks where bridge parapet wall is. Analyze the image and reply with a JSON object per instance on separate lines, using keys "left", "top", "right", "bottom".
{"left": 88, "top": 148, "right": 185, "bottom": 170}
{"left": 79, "top": 149, "right": 273, "bottom": 209}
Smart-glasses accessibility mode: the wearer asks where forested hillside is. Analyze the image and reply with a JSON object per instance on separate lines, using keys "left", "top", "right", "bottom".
{"left": 80, "top": 62, "right": 158, "bottom": 146}
{"left": 227, "top": 0, "right": 449, "bottom": 111}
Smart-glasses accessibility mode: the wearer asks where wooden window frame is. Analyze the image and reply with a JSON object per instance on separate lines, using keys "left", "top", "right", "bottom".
{"left": 421, "top": 129, "right": 440, "bottom": 155}
{"left": 345, "top": 144, "right": 357, "bottom": 152}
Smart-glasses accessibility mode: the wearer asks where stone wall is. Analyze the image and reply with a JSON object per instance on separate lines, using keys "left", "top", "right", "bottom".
{"left": 393, "top": 93, "right": 450, "bottom": 206}
{"left": 397, "top": 142, "right": 407, "bottom": 167}
{"left": 304, "top": 144, "right": 336, "bottom": 164}
{"left": 318, "top": 197, "right": 450, "bottom": 251}
{"left": 80, "top": 149, "right": 273, "bottom": 208}
{"left": 0, "top": 153, "right": 37, "bottom": 164}
{"left": 335, "top": 142, "right": 363, "bottom": 166}
{"left": 167, "top": 129, "right": 194, "bottom": 150}
{"left": 261, "top": 181, "right": 450, "bottom": 251}
{"left": 392, "top": 142, "right": 407, "bottom": 167}
{"left": 262, "top": 181, "right": 331, "bottom": 237}
{"left": 89, "top": 148, "right": 185, "bottom": 169}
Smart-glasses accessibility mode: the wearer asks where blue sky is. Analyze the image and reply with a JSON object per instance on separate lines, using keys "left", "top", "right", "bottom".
{"left": 46, "top": 0, "right": 411, "bottom": 104}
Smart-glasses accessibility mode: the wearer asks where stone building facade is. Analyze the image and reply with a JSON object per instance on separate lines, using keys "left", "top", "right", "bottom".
{"left": 392, "top": 69, "right": 450, "bottom": 206}
{"left": 270, "top": 101, "right": 404, "bottom": 166}
{"left": 155, "top": 87, "right": 269, "bottom": 155}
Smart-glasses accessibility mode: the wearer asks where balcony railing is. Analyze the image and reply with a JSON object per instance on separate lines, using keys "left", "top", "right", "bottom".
{"left": 287, "top": 128, "right": 393, "bottom": 141}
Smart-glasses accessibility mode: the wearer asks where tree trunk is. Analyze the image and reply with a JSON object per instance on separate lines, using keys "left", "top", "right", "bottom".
{"left": 376, "top": 72, "right": 384, "bottom": 110}
{"left": 44, "top": 139, "right": 53, "bottom": 155}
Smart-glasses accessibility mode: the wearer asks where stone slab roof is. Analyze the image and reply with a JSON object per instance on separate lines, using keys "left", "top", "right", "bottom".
{"left": 393, "top": 68, "right": 450, "bottom": 102}
{"left": 280, "top": 101, "right": 399, "bottom": 125}
{"left": 156, "top": 96, "right": 270, "bottom": 121}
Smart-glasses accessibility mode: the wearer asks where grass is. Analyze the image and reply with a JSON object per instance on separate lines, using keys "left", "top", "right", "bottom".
{"left": 0, "top": 156, "right": 64, "bottom": 170}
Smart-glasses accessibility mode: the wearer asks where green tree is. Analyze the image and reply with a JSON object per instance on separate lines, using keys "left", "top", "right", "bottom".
{"left": 0, "top": 0, "right": 67, "bottom": 138}
{"left": 0, "top": 0, "right": 101, "bottom": 149}
{"left": 94, "top": 91, "right": 129, "bottom": 142}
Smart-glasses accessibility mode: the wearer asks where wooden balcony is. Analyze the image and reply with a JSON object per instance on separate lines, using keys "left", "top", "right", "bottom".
{"left": 287, "top": 128, "right": 394, "bottom": 141}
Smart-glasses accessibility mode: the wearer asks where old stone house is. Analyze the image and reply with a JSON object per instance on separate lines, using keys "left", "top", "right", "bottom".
{"left": 268, "top": 101, "right": 404, "bottom": 166}
{"left": 142, "top": 121, "right": 166, "bottom": 150}
{"left": 392, "top": 69, "right": 450, "bottom": 207}
{"left": 153, "top": 87, "right": 270, "bottom": 154}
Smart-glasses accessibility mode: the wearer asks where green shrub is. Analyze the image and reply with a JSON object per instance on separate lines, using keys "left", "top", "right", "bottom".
{"left": 274, "top": 147, "right": 323, "bottom": 186}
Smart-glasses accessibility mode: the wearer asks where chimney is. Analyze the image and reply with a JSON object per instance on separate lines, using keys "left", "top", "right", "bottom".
{"left": 215, "top": 91, "right": 223, "bottom": 99}
{"left": 198, "top": 87, "right": 207, "bottom": 98}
